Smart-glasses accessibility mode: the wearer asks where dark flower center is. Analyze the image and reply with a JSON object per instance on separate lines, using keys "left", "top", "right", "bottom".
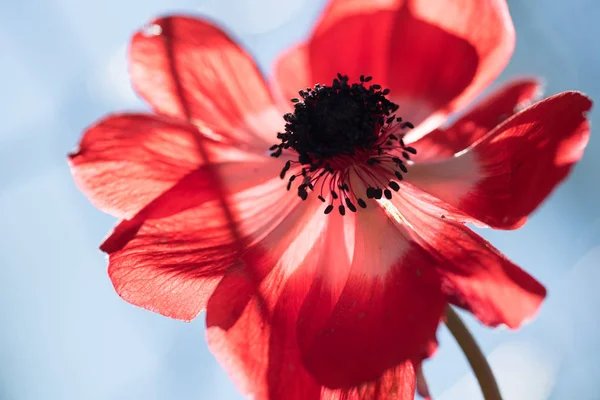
{"left": 270, "top": 74, "right": 417, "bottom": 215}
{"left": 274, "top": 74, "right": 400, "bottom": 165}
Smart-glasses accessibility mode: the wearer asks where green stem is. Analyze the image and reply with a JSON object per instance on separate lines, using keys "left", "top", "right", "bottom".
{"left": 444, "top": 306, "right": 502, "bottom": 400}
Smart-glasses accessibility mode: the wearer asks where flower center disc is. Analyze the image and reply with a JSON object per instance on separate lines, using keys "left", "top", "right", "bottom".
{"left": 270, "top": 74, "right": 417, "bottom": 215}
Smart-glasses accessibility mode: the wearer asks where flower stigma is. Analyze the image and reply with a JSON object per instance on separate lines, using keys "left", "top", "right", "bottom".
{"left": 270, "top": 74, "right": 417, "bottom": 215}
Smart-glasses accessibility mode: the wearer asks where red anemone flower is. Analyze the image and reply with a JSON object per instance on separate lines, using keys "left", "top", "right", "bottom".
{"left": 69, "top": 0, "right": 592, "bottom": 398}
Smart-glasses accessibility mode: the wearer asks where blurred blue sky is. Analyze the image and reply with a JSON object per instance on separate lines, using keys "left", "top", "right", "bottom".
{"left": 1, "top": 0, "right": 599, "bottom": 399}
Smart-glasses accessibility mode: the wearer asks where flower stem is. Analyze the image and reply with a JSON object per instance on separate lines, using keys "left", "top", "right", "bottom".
{"left": 444, "top": 306, "right": 502, "bottom": 400}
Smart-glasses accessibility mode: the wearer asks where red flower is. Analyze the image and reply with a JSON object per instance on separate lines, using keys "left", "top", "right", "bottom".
{"left": 69, "top": 0, "right": 592, "bottom": 398}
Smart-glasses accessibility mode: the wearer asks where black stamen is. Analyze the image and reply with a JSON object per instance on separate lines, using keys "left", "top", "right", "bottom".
{"left": 271, "top": 75, "right": 399, "bottom": 164}
{"left": 345, "top": 198, "right": 357, "bottom": 212}
{"left": 298, "top": 187, "right": 308, "bottom": 200}
{"left": 279, "top": 160, "right": 291, "bottom": 179}
{"left": 269, "top": 73, "right": 416, "bottom": 216}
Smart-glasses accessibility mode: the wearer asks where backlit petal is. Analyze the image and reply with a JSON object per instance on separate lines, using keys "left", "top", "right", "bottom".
{"left": 206, "top": 196, "right": 327, "bottom": 399}
{"left": 130, "top": 16, "right": 281, "bottom": 150}
{"left": 407, "top": 91, "right": 592, "bottom": 229}
{"left": 298, "top": 205, "right": 445, "bottom": 388}
{"left": 272, "top": 0, "right": 515, "bottom": 137}
{"left": 68, "top": 113, "right": 258, "bottom": 219}
{"left": 411, "top": 79, "right": 542, "bottom": 162}
{"left": 391, "top": 184, "right": 546, "bottom": 328}
{"left": 271, "top": 43, "right": 310, "bottom": 111}
{"left": 101, "top": 159, "right": 293, "bottom": 321}
{"left": 207, "top": 197, "right": 441, "bottom": 397}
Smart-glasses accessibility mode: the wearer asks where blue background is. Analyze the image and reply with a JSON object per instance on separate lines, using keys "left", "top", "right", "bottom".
{"left": 1, "top": 0, "right": 599, "bottom": 399}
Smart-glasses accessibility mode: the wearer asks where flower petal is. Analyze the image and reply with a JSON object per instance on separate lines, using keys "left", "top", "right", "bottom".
{"left": 68, "top": 113, "right": 258, "bottom": 219}
{"left": 391, "top": 184, "right": 546, "bottom": 328}
{"left": 272, "top": 0, "right": 515, "bottom": 136}
{"left": 411, "top": 79, "right": 542, "bottom": 162}
{"left": 101, "top": 159, "right": 293, "bottom": 321}
{"left": 270, "top": 43, "right": 310, "bottom": 110}
{"left": 207, "top": 208, "right": 424, "bottom": 399}
{"left": 206, "top": 197, "right": 327, "bottom": 399}
{"left": 130, "top": 16, "right": 281, "bottom": 149}
{"left": 298, "top": 205, "right": 445, "bottom": 388}
{"left": 407, "top": 91, "right": 592, "bottom": 229}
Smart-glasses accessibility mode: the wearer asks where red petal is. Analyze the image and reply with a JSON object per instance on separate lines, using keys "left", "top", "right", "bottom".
{"left": 412, "top": 79, "right": 542, "bottom": 162}
{"left": 407, "top": 91, "right": 592, "bottom": 229}
{"left": 271, "top": 43, "right": 310, "bottom": 110}
{"left": 298, "top": 206, "right": 445, "bottom": 388}
{"left": 207, "top": 203, "right": 437, "bottom": 398}
{"left": 206, "top": 197, "right": 328, "bottom": 399}
{"left": 101, "top": 159, "right": 291, "bottom": 321}
{"left": 208, "top": 272, "right": 418, "bottom": 400}
{"left": 69, "top": 113, "right": 255, "bottom": 219}
{"left": 272, "top": 0, "right": 515, "bottom": 135}
{"left": 393, "top": 184, "right": 546, "bottom": 328}
{"left": 323, "top": 363, "right": 417, "bottom": 399}
{"left": 130, "top": 16, "right": 280, "bottom": 149}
